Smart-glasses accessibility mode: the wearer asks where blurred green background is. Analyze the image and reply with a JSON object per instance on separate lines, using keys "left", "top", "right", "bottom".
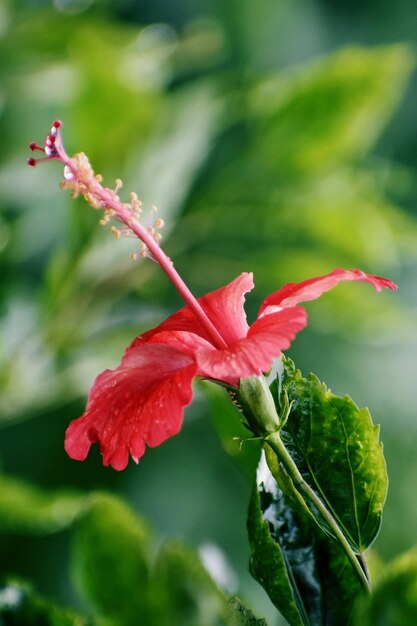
{"left": 0, "top": 0, "right": 416, "bottom": 624}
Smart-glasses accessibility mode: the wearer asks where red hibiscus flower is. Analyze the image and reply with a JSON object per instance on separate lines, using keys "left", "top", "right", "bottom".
{"left": 64, "top": 269, "right": 396, "bottom": 470}
{"left": 28, "top": 123, "right": 398, "bottom": 470}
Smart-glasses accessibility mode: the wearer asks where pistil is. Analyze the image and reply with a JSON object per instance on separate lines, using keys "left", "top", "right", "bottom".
{"left": 29, "top": 121, "right": 228, "bottom": 351}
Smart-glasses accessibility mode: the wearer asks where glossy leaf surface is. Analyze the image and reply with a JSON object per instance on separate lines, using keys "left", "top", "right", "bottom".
{"left": 248, "top": 455, "right": 363, "bottom": 625}
{"left": 275, "top": 357, "right": 388, "bottom": 551}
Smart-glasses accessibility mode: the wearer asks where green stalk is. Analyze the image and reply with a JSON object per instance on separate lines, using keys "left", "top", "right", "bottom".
{"left": 265, "top": 430, "right": 371, "bottom": 595}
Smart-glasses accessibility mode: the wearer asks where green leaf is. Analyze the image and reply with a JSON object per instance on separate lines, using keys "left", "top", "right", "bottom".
{"left": 276, "top": 357, "right": 387, "bottom": 552}
{"left": 0, "top": 580, "right": 91, "bottom": 626}
{"left": 247, "top": 478, "right": 305, "bottom": 626}
{"left": 153, "top": 540, "right": 237, "bottom": 626}
{"left": 0, "top": 474, "right": 84, "bottom": 535}
{"left": 74, "top": 494, "right": 267, "bottom": 626}
{"left": 248, "top": 456, "right": 363, "bottom": 626}
{"left": 72, "top": 493, "right": 151, "bottom": 626}
{"left": 252, "top": 45, "right": 415, "bottom": 171}
{"left": 354, "top": 547, "right": 417, "bottom": 625}
{"left": 228, "top": 597, "right": 268, "bottom": 625}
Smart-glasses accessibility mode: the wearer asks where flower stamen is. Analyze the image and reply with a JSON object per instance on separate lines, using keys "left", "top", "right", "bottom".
{"left": 28, "top": 121, "right": 229, "bottom": 350}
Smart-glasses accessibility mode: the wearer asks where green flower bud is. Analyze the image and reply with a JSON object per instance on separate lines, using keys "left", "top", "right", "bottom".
{"left": 234, "top": 376, "right": 280, "bottom": 436}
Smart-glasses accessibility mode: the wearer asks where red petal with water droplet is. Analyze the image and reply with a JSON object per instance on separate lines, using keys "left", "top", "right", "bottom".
{"left": 65, "top": 344, "right": 196, "bottom": 470}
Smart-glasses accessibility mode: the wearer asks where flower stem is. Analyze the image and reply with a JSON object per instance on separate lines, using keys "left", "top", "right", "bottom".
{"left": 233, "top": 363, "right": 371, "bottom": 593}
{"left": 265, "top": 430, "right": 371, "bottom": 595}
{"left": 100, "top": 183, "right": 227, "bottom": 350}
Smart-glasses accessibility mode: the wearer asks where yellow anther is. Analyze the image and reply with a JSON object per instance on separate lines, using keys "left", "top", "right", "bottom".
{"left": 154, "top": 218, "right": 164, "bottom": 228}
{"left": 85, "top": 192, "right": 101, "bottom": 209}
{"left": 110, "top": 226, "right": 121, "bottom": 239}
{"left": 99, "top": 210, "right": 113, "bottom": 225}
{"left": 132, "top": 200, "right": 142, "bottom": 211}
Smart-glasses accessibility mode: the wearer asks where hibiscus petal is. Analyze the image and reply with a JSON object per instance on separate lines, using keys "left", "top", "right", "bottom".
{"left": 64, "top": 344, "right": 197, "bottom": 471}
{"left": 136, "top": 273, "right": 254, "bottom": 347}
{"left": 259, "top": 268, "right": 398, "bottom": 316}
{"left": 196, "top": 306, "right": 307, "bottom": 382}
{"left": 136, "top": 329, "right": 214, "bottom": 360}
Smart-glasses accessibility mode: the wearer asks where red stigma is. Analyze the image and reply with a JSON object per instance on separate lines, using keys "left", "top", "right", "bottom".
{"left": 28, "top": 121, "right": 64, "bottom": 166}
{"left": 29, "top": 142, "right": 44, "bottom": 153}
